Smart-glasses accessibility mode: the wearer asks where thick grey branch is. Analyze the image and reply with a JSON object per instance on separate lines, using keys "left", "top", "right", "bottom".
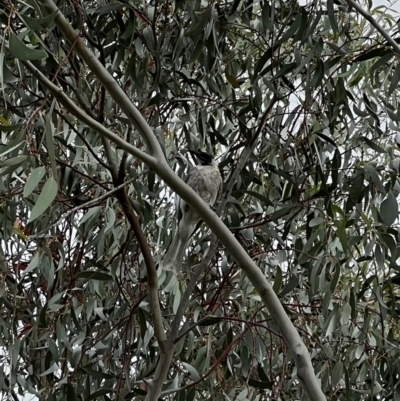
{"left": 20, "top": 58, "right": 167, "bottom": 349}
{"left": 22, "top": 60, "right": 158, "bottom": 168}
{"left": 19, "top": 8, "right": 325, "bottom": 399}
{"left": 155, "top": 167, "right": 326, "bottom": 401}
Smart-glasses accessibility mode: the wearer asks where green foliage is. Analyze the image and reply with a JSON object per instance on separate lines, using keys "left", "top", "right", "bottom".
{"left": 1, "top": 0, "right": 400, "bottom": 400}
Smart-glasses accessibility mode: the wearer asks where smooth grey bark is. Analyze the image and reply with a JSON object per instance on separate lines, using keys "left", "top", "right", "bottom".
{"left": 24, "top": 55, "right": 325, "bottom": 401}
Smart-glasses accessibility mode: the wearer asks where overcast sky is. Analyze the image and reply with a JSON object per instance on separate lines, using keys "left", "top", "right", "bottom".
{"left": 376, "top": 0, "right": 400, "bottom": 11}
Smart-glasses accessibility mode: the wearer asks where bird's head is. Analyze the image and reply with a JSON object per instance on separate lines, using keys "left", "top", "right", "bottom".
{"left": 189, "top": 150, "right": 215, "bottom": 166}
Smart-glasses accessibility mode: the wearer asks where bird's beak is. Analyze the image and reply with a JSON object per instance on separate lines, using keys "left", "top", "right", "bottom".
{"left": 188, "top": 150, "right": 201, "bottom": 157}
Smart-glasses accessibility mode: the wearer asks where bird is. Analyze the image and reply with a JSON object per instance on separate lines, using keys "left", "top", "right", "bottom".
{"left": 161, "top": 150, "right": 222, "bottom": 273}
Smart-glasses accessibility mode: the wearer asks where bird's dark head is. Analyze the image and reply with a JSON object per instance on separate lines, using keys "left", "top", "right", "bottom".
{"left": 189, "top": 150, "right": 215, "bottom": 166}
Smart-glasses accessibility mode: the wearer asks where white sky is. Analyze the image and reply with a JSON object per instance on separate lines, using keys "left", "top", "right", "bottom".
{"left": 376, "top": 0, "right": 400, "bottom": 10}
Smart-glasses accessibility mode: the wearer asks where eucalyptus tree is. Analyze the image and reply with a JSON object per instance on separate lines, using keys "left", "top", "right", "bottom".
{"left": 1, "top": 0, "right": 400, "bottom": 400}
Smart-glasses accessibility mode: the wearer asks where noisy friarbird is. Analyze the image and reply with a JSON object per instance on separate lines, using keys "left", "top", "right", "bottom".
{"left": 161, "top": 150, "right": 222, "bottom": 273}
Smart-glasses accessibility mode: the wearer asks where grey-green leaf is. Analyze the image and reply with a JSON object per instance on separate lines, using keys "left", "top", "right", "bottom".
{"left": 0, "top": 155, "right": 27, "bottom": 167}
{"left": 9, "top": 32, "right": 47, "bottom": 61}
{"left": 364, "top": 163, "right": 386, "bottom": 194}
{"left": 74, "top": 271, "right": 113, "bottom": 281}
{"left": 23, "top": 167, "right": 46, "bottom": 198}
{"left": 380, "top": 192, "right": 398, "bottom": 226}
{"left": 327, "top": 0, "right": 338, "bottom": 34}
{"left": 310, "top": 59, "right": 324, "bottom": 88}
{"left": 45, "top": 106, "right": 57, "bottom": 179}
{"left": 332, "top": 361, "right": 343, "bottom": 387}
{"left": 389, "top": 63, "right": 400, "bottom": 96}
{"left": 29, "top": 176, "right": 58, "bottom": 222}
{"left": 20, "top": 11, "right": 57, "bottom": 31}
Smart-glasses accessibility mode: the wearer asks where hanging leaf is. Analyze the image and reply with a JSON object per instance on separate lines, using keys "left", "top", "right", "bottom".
{"left": 74, "top": 271, "right": 113, "bottom": 281}
{"left": 181, "top": 362, "right": 201, "bottom": 381}
{"left": 332, "top": 361, "right": 343, "bottom": 387}
{"left": 23, "top": 167, "right": 46, "bottom": 198}
{"left": 363, "top": 138, "right": 386, "bottom": 154}
{"left": 353, "top": 105, "right": 370, "bottom": 118}
{"left": 248, "top": 378, "right": 273, "bottom": 389}
{"left": 197, "top": 316, "right": 222, "bottom": 326}
{"left": 20, "top": 11, "right": 58, "bottom": 31}
{"left": 353, "top": 48, "right": 392, "bottom": 62}
{"left": 380, "top": 192, "right": 398, "bottom": 226}
{"left": 29, "top": 176, "right": 58, "bottom": 222}
{"left": 310, "top": 59, "right": 324, "bottom": 88}
{"left": 9, "top": 32, "right": 47, "bottom": 60}
{"left": 389, "top": 63, "right": 400, "bottom": 96}
{"left": 327, "top": 0, "right": 338, "bottom": 34}
{"left": 45, "top": 104, "right": 58, "bottom": 179}
{"left": 364, "top": 164, "right": 386, "bottom": 194}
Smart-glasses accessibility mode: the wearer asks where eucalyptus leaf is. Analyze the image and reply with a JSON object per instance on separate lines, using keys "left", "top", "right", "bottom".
{"left": 29, "top": 176, "right": 58, "bottom": 222}
{"left": 23, "top": 167, "right": 46, "bottom": 197}
{"left": 74, "top": 271, "right": 113, "bottom": 281}
{"left": 9, "top": 32, "right": 47, "bottom": 60}
{"left": 380, "top": 192, "right": 398, "bottom": 226}
{"left": 20, "top": 11, "right": 57, "bottom": 30}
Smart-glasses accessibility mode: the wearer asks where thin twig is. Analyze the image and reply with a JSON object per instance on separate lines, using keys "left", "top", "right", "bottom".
{"left": 344, "top": 0, "right": 400, "bottom": 55}
{"left": 160, "top": 326, "right": 248, "bottom": 397}
{"left": 29, "top": 176, "right": 137, "bottom": 238}
{"left": 113, "top": 157, "right": 167, "bottom": 351}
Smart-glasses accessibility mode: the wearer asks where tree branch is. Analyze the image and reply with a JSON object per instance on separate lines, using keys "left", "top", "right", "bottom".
{"left": 21, "top": 59, "right": 158, "bottom": 168}
{"left": 144, "top": 231, "right": 219, "bottom": 399}
{"left": 114, "top": 184, "right": 167, "bottom": 351}
{"left": 38, "top": 0, "right": 165, "bottom": 160}
{"left": 30, "top": 175, "right": 129, "bottom": 236}
{"left": 343, "top": 0, "right": 400, "bottom": 55}
{"left": 20, "top": 58, "right": 167, "bottom": 350}
{"left": 15, "top": 13, "right": 325, "bottom": 400}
